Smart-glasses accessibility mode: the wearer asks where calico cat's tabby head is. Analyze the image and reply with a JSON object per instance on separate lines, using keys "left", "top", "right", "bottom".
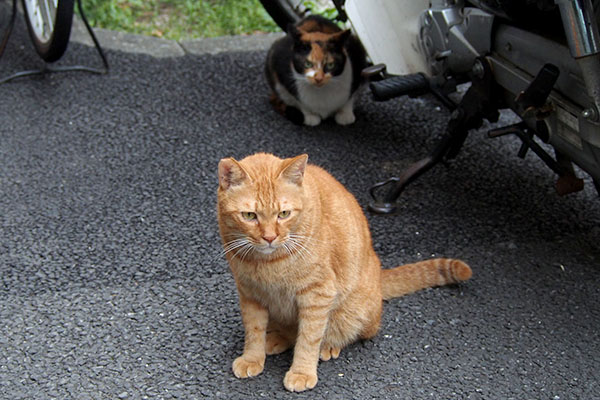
{"left": 288, "top": 16, "right": 351, "bottom": 87}
{"left": 217, "top": 153, "right": 309, "bottom": 260}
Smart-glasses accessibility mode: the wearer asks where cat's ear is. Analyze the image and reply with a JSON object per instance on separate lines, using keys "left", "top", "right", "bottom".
{"left": 279, "top": 154, "right": 308, "bottom": 186}
{"left": 218, "top": 158, "right": 249, "bottom": 190}
{"left": 331, "top": 29, "right": 351, "bottom": 46}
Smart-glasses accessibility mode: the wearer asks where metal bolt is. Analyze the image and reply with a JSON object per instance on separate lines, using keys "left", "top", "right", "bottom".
{"left": 582, "top": 107, "right": 598, "bottom": 121}
{"left": 424, "top": 13, "right": 432, "bottom": 27}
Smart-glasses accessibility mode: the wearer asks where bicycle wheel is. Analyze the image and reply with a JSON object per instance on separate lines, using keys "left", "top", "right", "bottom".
{"left": 21, "top": 0, "right": 74, "bottom": 62}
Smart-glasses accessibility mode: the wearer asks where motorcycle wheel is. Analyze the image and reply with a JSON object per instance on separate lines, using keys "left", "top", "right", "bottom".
{"left": 21, "top": 0, "right": 74, "bottom": 62}
{"left": 260, "top": 0, "right": 340, "bottom": 31}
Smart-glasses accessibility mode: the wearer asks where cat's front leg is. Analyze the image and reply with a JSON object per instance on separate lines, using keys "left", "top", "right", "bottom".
{"left": 232, "top": 294, "right": 269, "bottom": 379}
{"left": 284, "top": 283, "right": 335, "bottom": 392}
{"left": 334, "top": 97, "right": 356, "bottom": 125}
{"left": 301, "top": 109, "right": 322, "bottom": 126}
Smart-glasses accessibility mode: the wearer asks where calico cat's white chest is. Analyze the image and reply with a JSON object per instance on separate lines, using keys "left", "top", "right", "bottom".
{"left": 294, "top": 60, "right": 353, "bottom": 119}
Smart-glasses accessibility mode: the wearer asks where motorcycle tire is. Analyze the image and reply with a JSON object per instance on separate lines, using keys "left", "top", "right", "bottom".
{"left": 21, "top": 0, "right": 74, "bottom": 62}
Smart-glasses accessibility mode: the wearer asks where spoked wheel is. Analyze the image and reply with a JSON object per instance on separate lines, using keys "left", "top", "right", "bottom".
{"left": 259, "top": 0, "right": 342, "bottom": 31}
{"left": 21, "top": 0, "right": 74, "bottom": 62}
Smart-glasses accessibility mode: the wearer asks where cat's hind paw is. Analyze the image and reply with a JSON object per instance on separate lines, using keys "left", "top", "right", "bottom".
{"left": 232, "top": 355, "right": 264, "bottom": 378}
{"left": 319, "top": 345, "right": 341, "bottom": 361}
{"left": 334, "top": 109, "right": 356, "bottom": 125}
{"left": 266, "top": 331, "right": 293, "bottom": 355}
{"left": 283, "top": 370, "right": 318, "bottom": 392}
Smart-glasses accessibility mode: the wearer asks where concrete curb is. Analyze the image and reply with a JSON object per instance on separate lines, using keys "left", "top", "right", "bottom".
{"left": 70, "top": 17, "right": 285, "bottom": 58}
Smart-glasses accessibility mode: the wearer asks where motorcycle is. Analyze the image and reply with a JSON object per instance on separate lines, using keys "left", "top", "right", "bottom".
{"left": 259, "top": 0, "right": 600, "bottom": 213}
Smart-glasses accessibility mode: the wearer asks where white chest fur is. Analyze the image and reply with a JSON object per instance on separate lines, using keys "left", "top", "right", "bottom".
{"left": 294, "top": 59, "right": 353, "bottom": 119}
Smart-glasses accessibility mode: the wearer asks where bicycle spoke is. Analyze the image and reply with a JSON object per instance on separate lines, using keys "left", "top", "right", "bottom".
{"left": 39, "top": 0, "right": 57, "bottom": 42}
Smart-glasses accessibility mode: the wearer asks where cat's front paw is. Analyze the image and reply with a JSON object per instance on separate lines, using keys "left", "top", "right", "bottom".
{"left": 283, "top": 370, "right": 318, "bottom": 392}
{"left": 334, "top": 109, "right": 356, "bottom": 125}
{"left": 303, "top": 113, "right": 322, "bottom": 126}
{"left": 232, "top": 355, "right": 264, "bottom": 378}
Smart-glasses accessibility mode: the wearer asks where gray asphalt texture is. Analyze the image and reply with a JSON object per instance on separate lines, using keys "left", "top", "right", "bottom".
{"left": 1, "top": 10, "right": 599, "bottom": 400}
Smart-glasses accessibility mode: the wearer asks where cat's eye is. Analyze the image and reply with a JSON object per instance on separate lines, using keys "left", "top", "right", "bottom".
{"left": 325, "top": 61, "right": 335, "bottom": 70}
{"left": 278, "top": 210, "right": 291, "bottom": 219}
{"left": 304, "top": 60, "right": 313, "bottom": 69}
{"left": 241, "top": 211, "right": 257, "bottom": 221}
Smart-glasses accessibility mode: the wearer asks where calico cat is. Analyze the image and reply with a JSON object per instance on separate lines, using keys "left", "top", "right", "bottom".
{"left": 265, "top": 15, "right": 367, "bottom": 126}
{"left": 217, "top": 153, "right": 472, "bottom": 392}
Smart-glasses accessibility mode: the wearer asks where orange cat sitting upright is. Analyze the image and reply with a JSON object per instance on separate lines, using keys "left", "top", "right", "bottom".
{"left": 216, "top": 152, "right": 472, "bottom": 392}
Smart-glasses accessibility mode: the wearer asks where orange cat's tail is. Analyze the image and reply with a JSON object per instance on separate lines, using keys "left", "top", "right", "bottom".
{"left": 380, "top": 258, "right": 472, "bottom": 300}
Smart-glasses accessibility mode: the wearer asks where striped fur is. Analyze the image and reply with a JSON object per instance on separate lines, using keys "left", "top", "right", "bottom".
{"left": 217, "top": 153, "right": 472, "bottom": 392}
{"left": 381, "top": 258, "right": 472, "bottom": 300}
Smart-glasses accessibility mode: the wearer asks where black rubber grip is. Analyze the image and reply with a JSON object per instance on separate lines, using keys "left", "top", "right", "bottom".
{"left": 369, "top": 73, "right": 429, "bottom": 101}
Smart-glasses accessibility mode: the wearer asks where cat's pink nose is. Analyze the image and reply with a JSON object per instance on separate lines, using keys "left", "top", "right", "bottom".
{"left": 262, "top": 234, "right": 277, "bottom": 244}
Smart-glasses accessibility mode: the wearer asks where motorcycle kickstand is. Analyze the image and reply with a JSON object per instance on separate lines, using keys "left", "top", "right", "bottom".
{"left": 368, "top": 58, "right": 499, "bottom": 214}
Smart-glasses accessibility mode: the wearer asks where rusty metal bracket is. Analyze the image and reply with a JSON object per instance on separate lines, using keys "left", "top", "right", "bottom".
{"left": 488, "top": 123, "right": 584, "bottom": 195}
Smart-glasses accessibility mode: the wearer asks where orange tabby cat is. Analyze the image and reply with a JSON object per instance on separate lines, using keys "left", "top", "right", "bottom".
{"left": 217, "top": 153, "right": 472, "bottom": 392}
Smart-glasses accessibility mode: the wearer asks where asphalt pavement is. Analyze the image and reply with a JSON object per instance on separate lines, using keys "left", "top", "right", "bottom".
{"left": 1, "top": 8, "right": 599, "bottom": 400}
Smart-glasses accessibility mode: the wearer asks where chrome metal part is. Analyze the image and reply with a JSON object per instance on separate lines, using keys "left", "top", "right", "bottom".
{"left": 575, "top": 54, "right": 600, "bottom": 130}
{"left": 555, "top": 0, "right": 600, "bottom": 132}
{"left": 582, "top": 107, "right": 598, "bottom": 119}
{"left": 420, "top": 1, "right": 494, "bottom": 77}
{"left": 555, "top": 0, "right": 600, "bottom": 58}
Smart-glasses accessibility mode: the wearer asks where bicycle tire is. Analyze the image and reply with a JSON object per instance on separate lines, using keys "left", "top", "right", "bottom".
{"left": 21, "top": 0, "right": 74, "bottom": 62}
{"left": 259, "top": 0, "right": 305, "bottom": 31}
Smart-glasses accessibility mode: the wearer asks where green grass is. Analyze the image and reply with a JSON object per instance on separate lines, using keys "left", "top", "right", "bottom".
{"left": 83, "top": 0, "right": 281, "bottom": 40}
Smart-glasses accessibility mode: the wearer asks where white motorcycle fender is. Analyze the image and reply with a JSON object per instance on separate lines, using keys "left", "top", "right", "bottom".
{"left": 346, "top": 0, "right": 430, "bottom": 76}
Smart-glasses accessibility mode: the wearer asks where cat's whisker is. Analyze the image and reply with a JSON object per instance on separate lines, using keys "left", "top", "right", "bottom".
{"left": 288, "top": 233, "right": 315, "bottom": 248}
{"left": 223, "top": 233, "right": 247, "bottom": 240}
{"left": 231, "top": 245, "right": 248, "bottom": 262}
{"left": 208, "top": 237, "right": 247, "bottom": 265}
{"left": 281, "top": 241, "right": 293, "bottom": 258}
{"left": 218, "top": 236, "right": 259, "bottom": 263}
{"left": 285, "top": 236, "right": 313, "bottom": 262}
{"left": 238, "top": 243, "right": 256, "bottom": 263}
{"left": 222, "top": 239, "right": 249, "bottom": 256}
{"left": 289, "top": 233, "right": 325, "bottom": 245}
{"left": 222, "top": 239, "right": 243, "bottom": 249}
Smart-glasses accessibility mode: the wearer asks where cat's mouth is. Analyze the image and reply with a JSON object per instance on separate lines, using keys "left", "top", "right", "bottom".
{"left": 257, "top": 244, "right": 279, "bottom": 255}
{"left": 310, "top": 79, "right": 328, "bottom": 88}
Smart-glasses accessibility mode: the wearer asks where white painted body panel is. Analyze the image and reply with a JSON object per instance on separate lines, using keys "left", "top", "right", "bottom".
{"left": 346, "top": 0, "right": 430, "bottom": 76}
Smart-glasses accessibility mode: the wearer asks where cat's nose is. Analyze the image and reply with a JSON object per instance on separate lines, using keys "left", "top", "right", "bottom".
{"left": 262, "top": 234, "right": 277, "bottom": 244}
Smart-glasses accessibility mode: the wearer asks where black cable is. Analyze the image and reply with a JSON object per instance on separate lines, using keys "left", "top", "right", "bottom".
{"left": 0, "top": 0, "right": 109, "bottom": 85}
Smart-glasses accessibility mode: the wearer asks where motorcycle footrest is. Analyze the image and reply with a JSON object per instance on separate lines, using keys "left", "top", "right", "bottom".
{"left": 369, "top": 73, "right": 429, "bottom": 101}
